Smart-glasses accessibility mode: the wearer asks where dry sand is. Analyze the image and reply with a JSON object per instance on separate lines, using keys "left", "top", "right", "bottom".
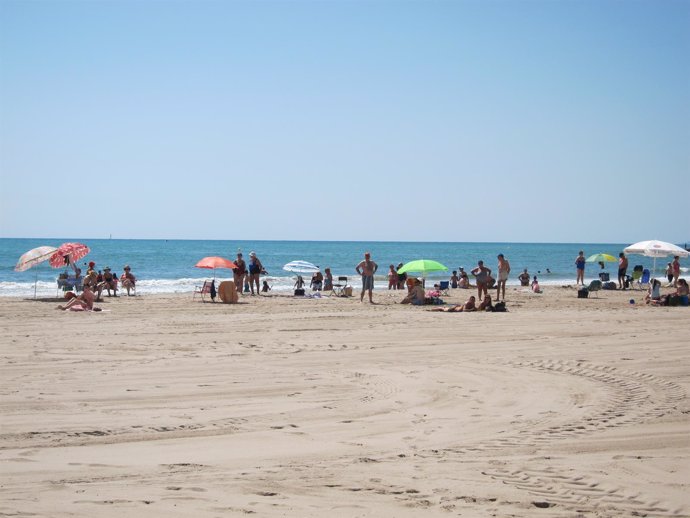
{"left": 1, "top": 284, "right": 689, "bottom": 517}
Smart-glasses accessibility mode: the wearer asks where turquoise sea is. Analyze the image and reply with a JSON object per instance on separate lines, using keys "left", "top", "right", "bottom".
{"left": 1, "top": 238, "right": 687, "bottom": 298}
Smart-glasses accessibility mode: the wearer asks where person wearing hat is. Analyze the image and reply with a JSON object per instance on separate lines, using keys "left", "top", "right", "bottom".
{"left": 247, "top": 251, "right": 264, "bottom": 295}
{"left": 120, "top": 265, "right": 136, "bottom": 296}
{"left": 355, "top": 251, "right": 378, "bottom": 303}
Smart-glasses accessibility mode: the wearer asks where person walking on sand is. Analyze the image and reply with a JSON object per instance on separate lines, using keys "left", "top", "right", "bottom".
{"left": 496, "top": 253, "right": 511, "bottom": 301}
{"left": 618, "top": 252, "right": 628, "bottom": 290}
{"left": 575, "top": 250, "right": 585, "bottom": 286}
{"left": 355, "top": 252, "right": 378, "bottom": 303}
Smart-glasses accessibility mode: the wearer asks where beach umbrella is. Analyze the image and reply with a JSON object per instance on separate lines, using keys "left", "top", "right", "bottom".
{"left": 14, "top": 245, "right": 59, "bottom": 299}
{"left": 585, "top": 253, "right": 617, "bottom": 263}
{"left": 397, "top": 259, "right": 448, "bottom": 277}
{"left": 623, "top": 240, "right": 689, "bottom": 274}
{"left": 282, "top": 260, "right": 320, "bottom": 274}
{"left": 15, "top": 246, "right": 58, "bottom": 272}
{"left": 195, "top": 256, "right": 237, "bottom": 279}
{"left": 49, "top": 242, "right": 90, "bottom": 269}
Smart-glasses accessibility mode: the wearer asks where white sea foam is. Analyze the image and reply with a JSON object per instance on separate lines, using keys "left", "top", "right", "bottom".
{"left": 0, "top": 274, "right": 631, "bottom": 298}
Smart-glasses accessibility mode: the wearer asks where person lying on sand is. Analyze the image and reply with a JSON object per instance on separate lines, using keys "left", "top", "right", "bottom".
{"left": 478, "top": 294, "right": 493, "bottom": 311}
{"left": 429, "top": 295, "right": 476, "bottom": 312}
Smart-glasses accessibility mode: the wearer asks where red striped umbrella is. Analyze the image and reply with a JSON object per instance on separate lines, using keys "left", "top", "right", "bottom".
{"left": 49, "top": 242, "right": 90, "bottom": 268}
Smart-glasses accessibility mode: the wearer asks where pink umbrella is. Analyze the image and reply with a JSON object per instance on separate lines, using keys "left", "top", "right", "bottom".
{"left": 195, "top": 256, "right": 236, "bottom": 279}
{"left": 50, "top": 242, "right": 90, "bottom": 269}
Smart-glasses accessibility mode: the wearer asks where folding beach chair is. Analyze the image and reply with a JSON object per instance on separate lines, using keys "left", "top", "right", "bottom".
{"left": 193, "top": 280, "right": 216, "bottom": 302}
{"left": 332, "top": 276, "right": 349, "bottom": 297}
{"left": 587, "top": 280, "right": 602, "bottom": 298}
{"left": 438, "top": 280, "right": 450, "bottom": 295}
{"left": 636, "top": 269, "right": 651, "bottom": 290}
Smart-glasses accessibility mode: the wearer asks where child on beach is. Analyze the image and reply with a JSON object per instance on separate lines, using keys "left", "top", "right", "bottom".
{"left": 262, "top": 280, "right": 271, "bottom": 293}
{"left": 531, "top": 276, "right": 542, "bottom": 293}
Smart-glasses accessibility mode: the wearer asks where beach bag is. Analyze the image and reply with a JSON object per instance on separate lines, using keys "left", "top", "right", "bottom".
{"left": 494, "top": 301, "right": 507, "bottom": 312}
{"left": 294, "top": 288, "right": 305, "bottom": 296}
{"left": 578, "top": 288, "right": 589, "bottom": 298}
{"left": 603, "top": 282, "right": 617, "bottom": 290}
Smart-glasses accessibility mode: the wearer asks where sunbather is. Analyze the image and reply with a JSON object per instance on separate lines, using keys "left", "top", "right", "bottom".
{"left": 57, "top": 285, "right": 100, "bottom": 311}
{"left": 429, "top": 295, "right": 476, "bottom": 312}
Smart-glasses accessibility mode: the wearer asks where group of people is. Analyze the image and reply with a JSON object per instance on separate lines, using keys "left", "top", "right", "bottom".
{"left": 57, "top": 261, "right": 137, "bottom": 311}
{"left": 576, "top": 251, "right": 684, "bottom": 291}
{"left": 232, "top": 251, "right": 266, "bottom": 296}
{"left": 645, "top": 278, "right": 689, "bottom": 306}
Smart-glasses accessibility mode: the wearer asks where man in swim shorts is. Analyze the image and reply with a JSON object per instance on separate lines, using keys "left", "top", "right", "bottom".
{"left": 355, "top": 251, "right": 378, "bottom": 303}
{"left": 496, "top": 253, "right": 511, "bottom": 301}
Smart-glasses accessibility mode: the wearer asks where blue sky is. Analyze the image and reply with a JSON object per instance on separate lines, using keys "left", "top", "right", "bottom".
{"left": 1, "top": 0, "right": 688, "bottom": 243}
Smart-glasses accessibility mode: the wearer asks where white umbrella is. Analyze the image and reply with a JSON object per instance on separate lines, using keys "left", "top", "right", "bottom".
{"left": 282, "top": 260, "right": 320, "bottom": 274}
{"left": 623, "top": 240, "right": 689, "bottom": 274}
{"left": 14, "top": 245, "right": 59, "bottom": 298}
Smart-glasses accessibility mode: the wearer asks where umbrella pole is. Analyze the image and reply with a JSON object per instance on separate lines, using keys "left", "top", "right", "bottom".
{"left": 34, "top": 270, "right": 38, "bottom": 299}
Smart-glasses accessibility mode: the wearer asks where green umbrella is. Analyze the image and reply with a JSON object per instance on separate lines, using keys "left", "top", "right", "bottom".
{"left": 585, "top": 253, "right": 617, "bottom": 263}
{"left": 397, "top": 259, "right": 449, "bottom": 276}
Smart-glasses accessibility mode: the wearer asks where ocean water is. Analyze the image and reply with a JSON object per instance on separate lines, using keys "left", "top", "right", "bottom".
{"left": 0, "top": 238, "right": 686, "bottom": 298}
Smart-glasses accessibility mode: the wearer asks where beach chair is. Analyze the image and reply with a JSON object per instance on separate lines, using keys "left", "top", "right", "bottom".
{"left": 57, "top": 273, "right": 83, "bottom": 297}
{"left": 438, "top": 280, "right": 450, "bottom": 295}
{"left": 636, "top": 269, "right": 651, "bottom": 290}
{"left": 587, "top": 280, "right": 602, "bottom": 298}
{"left": 193, "top": 280, "right": 215, "bottom": 302}
{"left": 332, "top": 276, "right": 349, "bottom": 297}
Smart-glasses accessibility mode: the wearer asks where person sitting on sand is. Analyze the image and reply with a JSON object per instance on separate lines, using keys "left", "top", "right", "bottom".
{"left": 450, "top": 271, "right": 459, "bottom": 289}
{"left": 478, "top": 294, "right": 493, "bottom": 311}
{"left": 645, "top": 279, "right": 662, "bottom": 304}
{"left": 401, "top": 278, "right": 425, "bottom": 305}
{"left": 57, "top": 285, "right": 100, "bottom": 311}
{"left": 655, "top": 278, "right": 689, "bottom": 306}
{"left": 430, "top": 295, "right": 477, "bottom": 312}
{"left": 261, "top": 280, "right": 271, "bottom": 293}
{"left": 458, "top": 270, "right": 470, "bottom": 289}
{"left": 120, "top": 265, "right": 136, "bottom": 296}
{"left": 531, "top": 276, "right": 542, "bottom": 293}
{"left": 294, "top": 275, "right": 306, "bottom": 289}
{"left": 518, "top": 269, "right": 530, "bottom": 286}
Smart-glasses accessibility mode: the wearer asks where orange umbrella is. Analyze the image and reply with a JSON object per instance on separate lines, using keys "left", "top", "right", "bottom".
{"left": 194, "top": 256, "right": 236, "bottom": 279}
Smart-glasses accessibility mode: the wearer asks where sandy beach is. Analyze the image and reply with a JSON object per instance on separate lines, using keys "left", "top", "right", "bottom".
{"left": 1, "top": 284, "right": 689, "bottom": 517}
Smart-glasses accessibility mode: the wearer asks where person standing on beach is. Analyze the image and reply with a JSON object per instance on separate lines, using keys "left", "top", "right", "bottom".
{"left": 618, "top": 252, "right": 628, "bottom": 290}
{"left": 355, "top": 252, "right": 378, "bottom": 303}
{"left": 248, "top": 251, "right": 264, "bottom": 295}
{"left": 496, "top": 254, "right": 511, "bottom": 301}
{"left": 671, "top": 256, "right": 681, "bottom": 287}
{"left": 233, "top": 252, "right": 247, "bottom": 294}
{"left": 575, "top": 251, "right": 585, "bottom": 286}
{"left": 471, "top": 260, "right": 491, "bottom": 300}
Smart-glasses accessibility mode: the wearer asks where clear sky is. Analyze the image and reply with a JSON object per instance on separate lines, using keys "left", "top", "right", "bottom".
{"left": 1, "top": 0, "right": 688, "bottom": 243}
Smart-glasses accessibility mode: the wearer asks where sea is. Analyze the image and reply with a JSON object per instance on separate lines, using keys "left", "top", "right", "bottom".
{"left": 1, "top": 238, "right": 687, "bottom": 298}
